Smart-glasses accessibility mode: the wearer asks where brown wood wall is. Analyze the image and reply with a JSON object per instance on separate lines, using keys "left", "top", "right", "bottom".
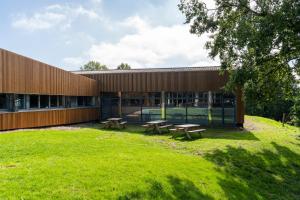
{"left": 83, "top": 71, "right": 228, "bottom": 92}
{"left": 0, "top": 108, "right": 99, "bottom": 131}
{"left": 0, "top": 49, "right": 98, "bottom": 96}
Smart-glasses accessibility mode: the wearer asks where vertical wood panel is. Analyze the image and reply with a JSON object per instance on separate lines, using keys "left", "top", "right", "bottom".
{"left": 0, "top": 108, "right": 99, "bottom": 131}
{"left": 0, "top": 48, "right": 98, "bottom": 96}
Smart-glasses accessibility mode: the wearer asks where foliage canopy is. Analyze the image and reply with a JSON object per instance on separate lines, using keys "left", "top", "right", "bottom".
{"left": 179, "top": 0, "right": 300, "bottom": 122}
{"left": 117, "top": 63, "right": 131, "bottom": 70}
{"left": 80, "top": 61, "right": 108, "bottom": 71}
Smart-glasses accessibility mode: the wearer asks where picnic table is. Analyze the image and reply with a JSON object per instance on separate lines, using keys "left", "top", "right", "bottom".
{"left": 142, "top": 120, "right": 172, "bottom": 134}
{"left": 173, "top": 124, "right": 206, "bottom": 139}
{"left": 101, "top": 118, "right": 127, "bottom": 129}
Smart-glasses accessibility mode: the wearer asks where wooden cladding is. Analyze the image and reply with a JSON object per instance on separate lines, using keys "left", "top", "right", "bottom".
{"left": 0, "top": 49, "right": 98, "bottom": 96}
{"left": 0, "top": 108, "right": 99, "bottom": 131}
{"left": 83, "top": 71, "right": 228, "bottom": 92}
{"left": 236, "top": 88, "right": 245, "bottom": 125}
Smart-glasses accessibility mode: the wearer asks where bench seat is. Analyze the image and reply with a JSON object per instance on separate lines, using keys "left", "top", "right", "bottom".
{"left": 159, "top": 124, "right": 173, "bottom": 129}
{"left": 187, "top": 129, "right": 206, "bottom": 133}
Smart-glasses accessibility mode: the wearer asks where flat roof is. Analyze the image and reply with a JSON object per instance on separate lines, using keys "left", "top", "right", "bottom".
{"left": 73, "top": 66, "right": 221, "bottom": 74}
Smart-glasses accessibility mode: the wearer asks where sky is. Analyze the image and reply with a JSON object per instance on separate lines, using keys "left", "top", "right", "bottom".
{"left": 0, "top": 0, "right": 219, "bottom": 71}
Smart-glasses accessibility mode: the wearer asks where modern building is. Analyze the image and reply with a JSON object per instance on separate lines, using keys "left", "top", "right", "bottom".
{"left": 0, "top": 48, "right": 244, "bottom": 131}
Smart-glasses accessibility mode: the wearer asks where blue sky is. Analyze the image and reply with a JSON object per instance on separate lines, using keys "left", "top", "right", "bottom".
{"left": 0, "top": 0, "right": 218, "bottom": 71}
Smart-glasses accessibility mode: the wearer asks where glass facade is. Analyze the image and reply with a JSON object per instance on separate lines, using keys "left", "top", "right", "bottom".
{"left": 29, "top": 95, "right": 39, "bottom": 109}
{"left": 0, "top": 94, "right": 7, "bottom": 110}
{"left": 101, "top": 92, "right": 236, "bottom": 126}
{"left": 16, "top": 94, "right": 26, "bottom": 110}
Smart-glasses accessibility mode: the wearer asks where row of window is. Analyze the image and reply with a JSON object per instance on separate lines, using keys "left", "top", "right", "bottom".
{"left": 0, "top": 94, "right": 97, "bottom": 111}
{"left": 101, "top": 92, "right": 236, "bottom": 125}
{"left": 104, "top": 92, "right": 235, "bottom": 107}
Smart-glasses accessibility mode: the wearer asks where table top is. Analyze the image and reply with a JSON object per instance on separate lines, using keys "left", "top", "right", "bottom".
{"left": 107, "top": 118, "right": 122, "bottom": 121}
{"left": 146, "top": 120, "right": 166, "bottom": 124}
{"left": 175, "top": 124, "right": 200, "bottom": 128}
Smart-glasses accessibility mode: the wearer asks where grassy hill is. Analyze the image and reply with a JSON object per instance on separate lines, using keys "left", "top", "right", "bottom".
{"left": 0, "top": 116, "right": 299, "bottom": 199}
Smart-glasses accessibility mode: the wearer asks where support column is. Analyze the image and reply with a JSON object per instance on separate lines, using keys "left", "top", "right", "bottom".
{"left": 161, "top": 91, "right": 165, "bottom": 119}
{"left": 26, "top": 95, "right": 30, "bottom": 109}
{"left": 208, "top": 91, "right": 213, "bottom": 125}
{"left": 38, "top": 95, "right": 40, "bottom": 109}
{"left": 118, "top": 91, "right": 122, "bottom": 117}
{"left": 7, "top": 94, "right": 17, "bottom": 112}
{"left": 235, "top": 87, "right": 244, "bottom": 127}
{"left": 194, "top": 92, "right": 199, "bottom": 107}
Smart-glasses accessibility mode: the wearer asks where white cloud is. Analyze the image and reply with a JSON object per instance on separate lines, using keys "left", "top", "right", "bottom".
{"left": 12, "top": 12, "right": 66, "bottom": 31}
{"left": 85, "top": 16, "right": 219, "bottom": 68}
{"left": 12, "top": 4, "right": 102, "bottom": 31}
{"left": 63, "top": 57, "right": 85, "bottom": 69}
{"left": 91, "top": 0, "right": 102, "bottom": 4}
{"left": 121, "top": 15, "right": 150, "bottom": 33}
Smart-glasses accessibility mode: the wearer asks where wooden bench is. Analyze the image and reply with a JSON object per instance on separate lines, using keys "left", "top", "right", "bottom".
{"left": 101, "top": 121, "right": 110, "bottom": 128}
{"left": 142, "top": 124, "right": 151, "bottom": 132}
{"left": 170, "top": 127, "right": 184, "bottom": 137}
{"left": 159, "top": 124, "right": 173, "bottom": 129}
{"left": 120, "top": 121, "right": 127, "bottom": 129}
{"left": 187, "top": 129, "right": 206, "bottom": 137}
{"left": 158, "top": 124, "right": 173, "bottom": 132}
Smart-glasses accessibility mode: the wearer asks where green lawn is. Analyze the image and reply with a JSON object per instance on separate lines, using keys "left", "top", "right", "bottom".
{"left": 0, "top": 116, "right": 299, "bottom": 200}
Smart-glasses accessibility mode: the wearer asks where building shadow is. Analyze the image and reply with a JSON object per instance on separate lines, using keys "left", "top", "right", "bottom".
{"left": 204, "top": 142, "right": 300, "bottom": 199}
{"left": 118, "top": 176, "right": 213, "bottom": 200}
{"left": 86, "top": 124, "right": 259, "bottom": 141}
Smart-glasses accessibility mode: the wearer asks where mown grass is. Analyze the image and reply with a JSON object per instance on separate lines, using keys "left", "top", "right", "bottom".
{"left": 0, "top": 116, "right": 299, "bottom": 200}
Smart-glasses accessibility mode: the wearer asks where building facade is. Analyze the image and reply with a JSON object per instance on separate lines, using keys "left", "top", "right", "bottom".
{"left": 77, "top": 68, "right": 244, "bottom": 127}
{"left": 0, "top": 49, "right": 244, "bottom": 131}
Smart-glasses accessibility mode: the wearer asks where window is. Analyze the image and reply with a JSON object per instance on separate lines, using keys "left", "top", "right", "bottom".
{"left": 16, "top": 94, "right": 26, "bottom": 109}
{"left": 29, "top": 95, "right": 39, "bottom": 109}
{"left": 0, "top": 94, "right": 7, "bottom": 110}
{"left": 78, "top": 96, "right": 85, "bottom": 107}
{"left": 70, "top": 96, "right": 78, "bottom": 107}
{"left": 40, "top": 95, "right": 49, "bottom": 108}
{"left": 50, "top": 96, "right": 58, "bottom": 108}
{"left": 86, "top": 97, "right": 95, "bottom": 106}
{"left": 58, "top": 96, "right": 64, "bottom": 107}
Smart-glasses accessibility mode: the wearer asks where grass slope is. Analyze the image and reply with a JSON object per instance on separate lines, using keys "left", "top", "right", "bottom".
{"left": 0, "top": 116, "right": 299, "bottom": 200}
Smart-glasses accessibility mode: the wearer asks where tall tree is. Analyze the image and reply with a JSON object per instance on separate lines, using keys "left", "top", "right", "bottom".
{"left": 179, "top": 0, "right": 300, "bottom": 121}
{"left": 80, "top": 61, "right": 108, "bottom": 71}
{"left": 117, "top": 63, "right": 131, "bottom": 70}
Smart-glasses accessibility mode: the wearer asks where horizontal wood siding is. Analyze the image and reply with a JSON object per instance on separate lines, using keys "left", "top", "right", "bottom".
{"left": 0, "top": 49, "right": 98, "bottom": 96}
{"left": 0, "top": 108, "right": 99, "bottom": 131}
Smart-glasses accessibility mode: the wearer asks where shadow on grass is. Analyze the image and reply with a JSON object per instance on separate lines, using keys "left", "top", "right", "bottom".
{"left": 118, "top": 176, "right": 213, "bottom": 200}
{"left": 204, "top": 142, "right": 300, "bottom": 199}
{"left": 171, "top": 128, "right": 259, "bottom": 142}
{"left": 89, "top": 124, "right": 259, "bottom": 142}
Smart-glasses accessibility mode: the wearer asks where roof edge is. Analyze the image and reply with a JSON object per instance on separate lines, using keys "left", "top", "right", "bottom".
{"left": 73, "top": 66, "right": 221, "bottom": 74}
